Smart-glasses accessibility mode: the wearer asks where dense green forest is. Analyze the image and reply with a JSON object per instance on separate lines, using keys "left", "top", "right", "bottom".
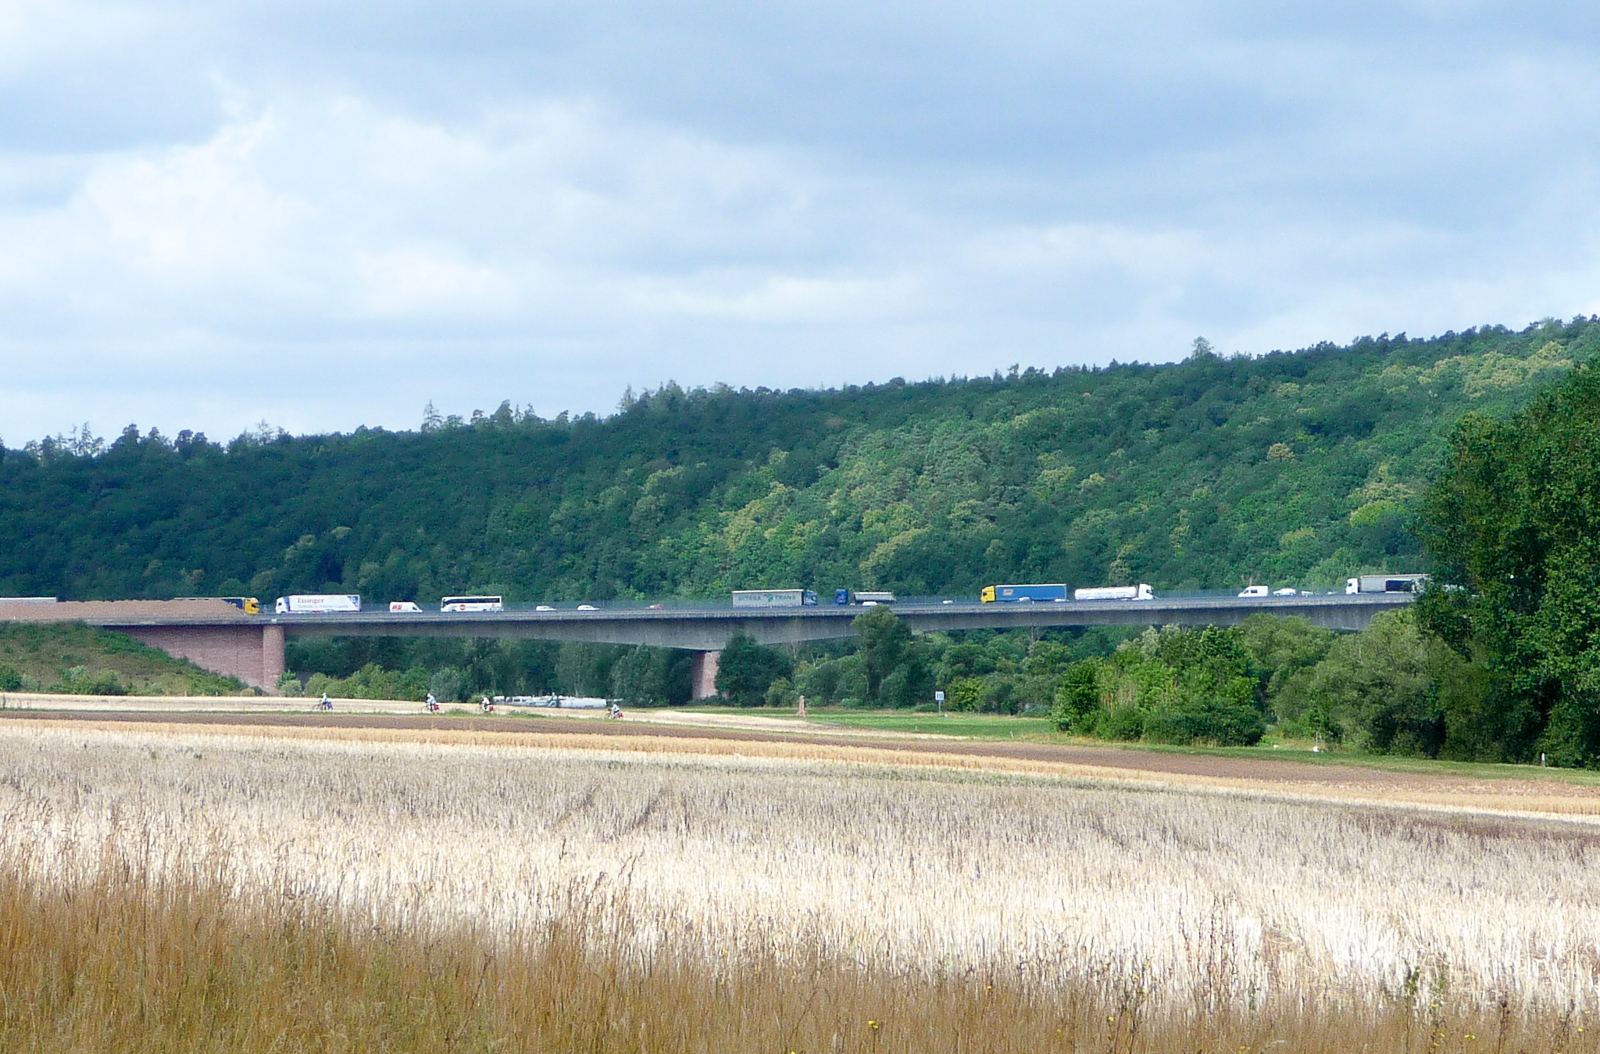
{"left": 9, "top": 317, "right": 1600, "bottom": 761}
{"left": 2, "top": 318, "right": 1592, "bottom": 603}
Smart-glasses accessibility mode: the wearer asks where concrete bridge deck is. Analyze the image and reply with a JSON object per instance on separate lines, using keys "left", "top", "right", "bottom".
{"left": 262, "top": 592, "right": 1414, "bottom": 646}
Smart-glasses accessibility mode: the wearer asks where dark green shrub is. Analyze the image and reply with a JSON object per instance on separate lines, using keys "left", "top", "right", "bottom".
{"left": 1141, "top": 699, "right": 1265, "bottom": 746}
{"left": 1097, "top": 706, "right": 1145, "bottom": 741}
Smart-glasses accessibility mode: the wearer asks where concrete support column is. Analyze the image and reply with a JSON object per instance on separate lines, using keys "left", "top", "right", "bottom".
{"left": 690, "top": 650, "right": 721, "bottom": 700}
{"left": 261, "top": 624, "right": 286, "bottom": 695}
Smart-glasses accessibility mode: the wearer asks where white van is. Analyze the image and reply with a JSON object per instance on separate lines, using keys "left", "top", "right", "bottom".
{"left": 1237, "top": 585, "right": 1270, "bottom": 598}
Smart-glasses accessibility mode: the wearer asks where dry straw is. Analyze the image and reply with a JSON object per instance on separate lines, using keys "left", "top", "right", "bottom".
{"left": 3, "top": 721, "right": 1600, "bottom": 1051}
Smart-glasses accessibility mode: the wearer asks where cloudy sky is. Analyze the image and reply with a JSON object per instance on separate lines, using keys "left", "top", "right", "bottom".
{"left": 2, "top": 0, "right": 1598, "bottom": 442}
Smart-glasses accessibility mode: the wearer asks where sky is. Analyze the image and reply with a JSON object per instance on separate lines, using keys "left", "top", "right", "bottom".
{"left": 2, "top": 0, "right": 1599, "bottom": 443}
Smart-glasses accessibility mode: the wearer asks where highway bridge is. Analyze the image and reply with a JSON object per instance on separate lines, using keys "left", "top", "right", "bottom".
{"left": 0, "top": 593, "right": 1416, "bottom": 697}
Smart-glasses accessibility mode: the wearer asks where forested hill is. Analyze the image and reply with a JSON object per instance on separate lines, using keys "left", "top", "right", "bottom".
{"left": 3, "top": 320, "right": 1595, "bottom": 604}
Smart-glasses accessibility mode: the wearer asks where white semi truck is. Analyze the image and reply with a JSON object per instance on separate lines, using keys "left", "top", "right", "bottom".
{"left": 1345, "top": 574, "right": 1429, "bottom": 594}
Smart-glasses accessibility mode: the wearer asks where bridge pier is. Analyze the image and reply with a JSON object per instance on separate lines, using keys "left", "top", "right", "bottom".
{"left": 262, "top": 624, "right": 285, "bottom": 691}
{"left": 691, "top": 650, "right": 721, "bottom": 700}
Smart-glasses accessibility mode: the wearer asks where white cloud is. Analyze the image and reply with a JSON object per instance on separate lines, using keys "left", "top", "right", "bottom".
{"left": 2, "top": 0, "right": 1600, "bottom": 443}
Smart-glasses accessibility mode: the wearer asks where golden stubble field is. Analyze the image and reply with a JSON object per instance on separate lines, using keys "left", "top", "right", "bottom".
{"left": 5, "top": 716, "right": 1600, "bottom": 1052}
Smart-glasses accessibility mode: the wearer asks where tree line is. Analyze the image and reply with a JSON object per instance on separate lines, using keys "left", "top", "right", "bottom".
{"left": 3, "top": 320, "right": 1593, "bottom": 608}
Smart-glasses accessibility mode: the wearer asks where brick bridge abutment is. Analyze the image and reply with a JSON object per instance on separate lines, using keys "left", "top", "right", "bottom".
{"left": 122, "top": 624, "right": 286, "bottom": 694}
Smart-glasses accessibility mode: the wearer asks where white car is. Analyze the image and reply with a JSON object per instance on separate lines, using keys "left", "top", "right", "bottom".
{"left": 576, "top": 604, "right": 598, "bottom": 611}
{"left": 1238, "top": 585, "right": 1270, "bottom": 598}
{"left": 1273, "top": 587, "right": 1299, "bottom": 596}
{"left": 535, "top": 605, "right": 554, "bottom": 611}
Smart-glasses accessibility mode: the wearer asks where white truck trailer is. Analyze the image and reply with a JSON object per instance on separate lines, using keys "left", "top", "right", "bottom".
{"left": 275, "top": 594, "right": 362, "bottom": 614}
{"left": 1074, "top": 584, "right": 1155, "bottom": 601}
{"left": 731, "top": 589, "right": 819, "bottom": 608}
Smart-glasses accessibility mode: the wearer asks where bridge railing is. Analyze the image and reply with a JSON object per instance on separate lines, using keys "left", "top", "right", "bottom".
{"left": 484, "top": 587, "right": 1360, "bottom": 612}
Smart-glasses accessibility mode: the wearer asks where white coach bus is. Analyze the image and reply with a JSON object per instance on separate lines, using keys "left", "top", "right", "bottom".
{"left": 440, "top": 595, "right": 505, "bottom": 612}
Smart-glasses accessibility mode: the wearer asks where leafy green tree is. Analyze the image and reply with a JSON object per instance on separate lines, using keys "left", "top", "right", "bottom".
{"left": 854, "top": 606, "right": 911, "bottom": 702}
{"left": 1420, "top": 362, "right": 1600, "bottom": 764}
{"left": 610, "top": 647, "right": 663, "bottom": 706}
{"left": 764, "top": 677, "right": 798, "bottom": 707}
{"left": 556, "top": 642, "right": 626, "bottom": 697}
{"left": 1052, "top": 626, "right": 1264, "bottom": 745}
{"left": 715, "top": 632, "right": 793, "bottom": 706}
{"left": 853, "top": 608, "right": 934, "bottom": 707}
{"left": 946, "top": 675, "right": 984, "bottom": 712}
{"left": 1234, "top": 614, "right": 1336, "bottom": 708}
{"left": 1286, "top": 611, "right": 1447, "bottom": 753}
{"left": 1051, "top": 659, "right": 1101, "bottom": 731}
{"left": 796, "top": 657, "right": 853, "bottom": 705}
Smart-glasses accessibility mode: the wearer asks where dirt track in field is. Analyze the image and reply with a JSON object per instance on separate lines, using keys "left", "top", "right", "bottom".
{"left": 8, "top": 706, "right": 1600, "bottom": 821}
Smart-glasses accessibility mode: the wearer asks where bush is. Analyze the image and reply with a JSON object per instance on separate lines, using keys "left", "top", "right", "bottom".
{"left": 1097, "top": 706, "right": 1145, "bottom": 741}
{"left": 0, "top": 663, "right": 20, "bottom": 692}
{"left": 764, "top": 677, "right": 798, "bottom": 708}
{"left": 53, "top": 667, "right": 125, "bottom": 696}
{"left": 1050, "top": 660, "right": 1101, "bottom": 731}
{"left": 945, "top": 676, "right": 983, "bottom": 712}
{"left": 1141, "top": 699, "right": 1265, "bottom": 746}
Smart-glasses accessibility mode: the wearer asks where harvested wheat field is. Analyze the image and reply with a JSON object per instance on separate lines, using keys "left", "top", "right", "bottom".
{"left": 4, "top": 715, "right": 1600, "bottom": 1052}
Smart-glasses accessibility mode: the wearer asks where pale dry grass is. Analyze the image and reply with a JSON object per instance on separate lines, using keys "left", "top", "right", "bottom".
{"left": 10, "top": 849, "right": 1591, "bottom": 1054}
{"left": 5, "top": 719, "right": 1600, "bottom": 1027}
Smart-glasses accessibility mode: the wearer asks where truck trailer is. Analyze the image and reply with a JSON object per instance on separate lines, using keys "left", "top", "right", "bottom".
{"left": 1074, "top": 584, "right": 1155, "bottom": 601}
{"left": 835, "top": 590, "right": 897, "bottom": 605}
{"left": 981, "top": 584, "right": 1068, "bottom": 603}
{"left": 731, "top": 589, "right": 819, "bottom": 608}
{"left": 274, "top": 594, "right": 362, "bottom": 614}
